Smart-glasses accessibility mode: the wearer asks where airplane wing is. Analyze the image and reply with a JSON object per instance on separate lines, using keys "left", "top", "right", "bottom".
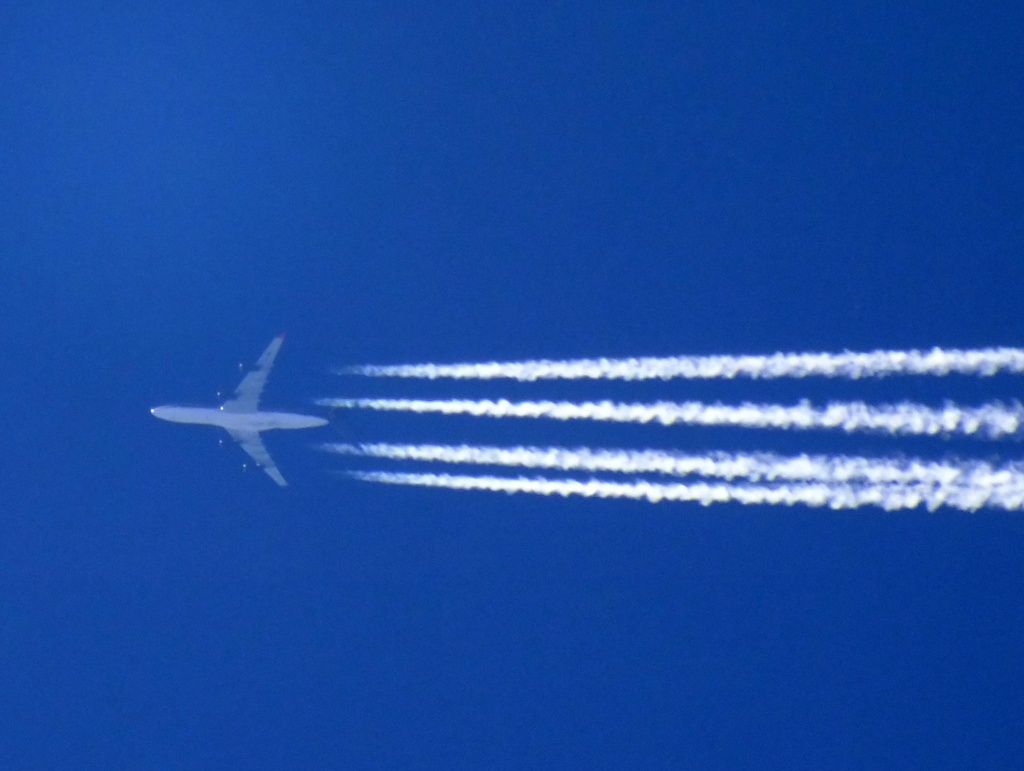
{"left": 221, "top": 334, "right": 285, "bottom": 413}
{"left": 227, "top": 429, "right": 288, "bottom": 486}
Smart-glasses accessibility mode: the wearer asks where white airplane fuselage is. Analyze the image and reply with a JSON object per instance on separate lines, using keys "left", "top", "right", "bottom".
{"left": 151, "top": 405, "right": 328, "bottom": 432}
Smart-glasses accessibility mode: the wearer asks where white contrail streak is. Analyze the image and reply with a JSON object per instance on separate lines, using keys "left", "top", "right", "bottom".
{"left": 339, "top": 347, "right": 1024, "bottom": 382}
{"left": 323, "top": 441, "right": 1024, "bottom": 489}
{"left": 345, "top": 471, "right": 1024, "bottom": 512}
{"left": 316, "top": 397, "right": 1024, "bottom": 438}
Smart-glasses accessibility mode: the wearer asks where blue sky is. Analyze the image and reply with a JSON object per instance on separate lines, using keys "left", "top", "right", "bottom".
{"left": 2, "top": 2, "right": 1023, "bottom": 768}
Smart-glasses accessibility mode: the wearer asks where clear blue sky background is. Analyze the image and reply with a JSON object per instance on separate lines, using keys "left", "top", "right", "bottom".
{"left": 2, "top": 2, "right": 1023, "bottom": 768}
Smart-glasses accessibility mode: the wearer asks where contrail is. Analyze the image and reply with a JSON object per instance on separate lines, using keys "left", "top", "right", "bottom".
{"left": 323, "top": 442, "right": 1024, "bottom": 489}
{"left": 316, "top": 397, "right": 1024, "bottom": 438}
{"left": 345, "top": 471, "right": 1024, "bottom": 512}
{"left": 339, "top": 346, "right": 1024, "bottom": 382}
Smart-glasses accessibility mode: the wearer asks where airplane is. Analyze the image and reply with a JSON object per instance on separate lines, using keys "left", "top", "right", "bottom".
{"left": 151, "top": 334, "right": 328, "bottom": 486}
